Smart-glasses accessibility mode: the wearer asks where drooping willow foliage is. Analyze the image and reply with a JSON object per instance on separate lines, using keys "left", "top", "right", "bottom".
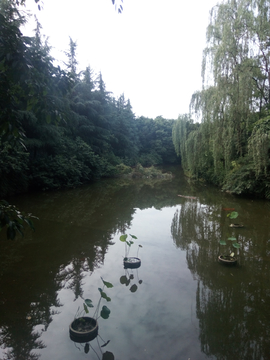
{"left": 248, "top": 116, "right": 270, "bottom": 176}
{"left": 173, "top": 0, "right": 270, "bottom": 198}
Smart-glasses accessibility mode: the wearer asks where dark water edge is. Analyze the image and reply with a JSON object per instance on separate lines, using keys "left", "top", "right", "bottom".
{"left": 0, "top": 166, "right": 270, "bottom": 360}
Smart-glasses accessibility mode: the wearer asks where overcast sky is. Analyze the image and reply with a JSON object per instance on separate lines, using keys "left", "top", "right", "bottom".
{"left": 23, "top": 0, "right": 219, "bottom": 119}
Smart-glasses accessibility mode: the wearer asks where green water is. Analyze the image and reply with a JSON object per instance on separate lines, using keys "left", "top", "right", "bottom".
{"left": 0, "top": 168, "right": 270, "bottom": 360}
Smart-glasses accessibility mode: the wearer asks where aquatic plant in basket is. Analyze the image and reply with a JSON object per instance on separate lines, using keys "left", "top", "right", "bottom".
{"left": 120, "top": 234, "right": 142, "bottom": 269}
{"left": 219, "top": 236, "right": 241, "bottom": 265}
{"left": 69, "top": 277, "right": 113, "bottom": 343}
{"left": 227, "top": 211, "right": 244, "bottom": 228}
{"left": 218, "top": 252, "right": 237, "bottom": 265}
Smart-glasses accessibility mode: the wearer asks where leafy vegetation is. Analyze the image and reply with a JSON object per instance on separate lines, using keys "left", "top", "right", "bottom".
{"left": 0, "top": 0, "right": 178, "bottom": 199}
{"left": 119, "top": 234, "right": 142, "bottom": 260}
{"left": 0, "top": 200, "right": 37, "bottom": 240}
{"left": 173, "top": 0, "right": 270, "bottom": 199}
{"left": 75, "top": 278, "right": 113, "bottom": 321}
{"left": 0, "top": 0, "right": 178, "bottom": 238}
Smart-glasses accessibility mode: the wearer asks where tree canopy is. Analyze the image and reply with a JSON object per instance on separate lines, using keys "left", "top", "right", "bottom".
{"left": 0, "top": 0, "right": 178, "bottom": 238}
{"left": 0, "top": 0, "right": 177, "bottom": 194}
{"left": 173, "top": 0, "right": 270, "bottom": 199}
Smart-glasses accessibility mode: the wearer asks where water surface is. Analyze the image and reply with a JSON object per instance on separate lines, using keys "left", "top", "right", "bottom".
{"left": 0, "top": 168, "right": 269, "bottom": 360}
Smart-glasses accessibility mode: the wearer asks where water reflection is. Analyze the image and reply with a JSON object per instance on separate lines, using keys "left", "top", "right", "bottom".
{"left": 120, "top": 267, "right": 143, "bottom": 294}
{"left": 70, "top": 331, "right": 114, "bottom": 359}
{"left": 1, "top": 176, "right": 176, "bottom": 360}
{"left": 0, "top": 201, "right": 119, "bottom": 360}
{"left": 171, "top": 195, "right": 270, "bottom": 359}
{"left": 1, "top": 171, "right": 270, "bottom": 359}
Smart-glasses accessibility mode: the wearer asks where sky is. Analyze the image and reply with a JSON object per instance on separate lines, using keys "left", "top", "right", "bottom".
{"left": 22, "top": 0, "right": 219, "bottom": 119}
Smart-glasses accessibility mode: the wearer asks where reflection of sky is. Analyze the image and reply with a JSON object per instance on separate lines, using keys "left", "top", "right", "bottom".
{"left": 31, "top": 205, "right": 204, "bottom": 360}
{"left": 3, "top": 183, "right": 268, "bottom": 359}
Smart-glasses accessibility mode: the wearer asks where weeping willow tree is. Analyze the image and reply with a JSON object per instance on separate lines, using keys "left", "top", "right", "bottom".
{"left": 172, "top": 114, "right": 191, "bottom": 171}
{"left": 248, "top": 115, "right": 270, "bottom": 176}
{"left": 173, "top": 0, "right": 270, "bottom": 197}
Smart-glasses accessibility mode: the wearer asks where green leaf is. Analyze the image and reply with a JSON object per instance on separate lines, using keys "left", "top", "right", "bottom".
{"left": 85, "top": 299, "right": 94, "bottom": 308}
{"left": 102, "top": 351, "right": 114, "bottom": 360}
{"left": 227, "top": 211, "right": 238, "bottom": 219}
{"left": 219, "top": 240, "right": 227, "bottom": 245}
{"left": 120, "top": 234, "right": 128, "bottom": 242}
{"left": 24, "top": 218, "right": 35, "bottom": 231}
{"left": 227, "top": 237, "right": 237, "bottom": 241}
{"left": 100, "top": 305, "right": 111, "bottom": 319}
{"left": 84, "top": 343, "right": 90, "bottom": 354}
{"left": 7, "top": 224, "right": 16, "bottom": 240}
{"left": 232, "top": 242, "right": 240, "bottom": 248}
{"left": 99, "top": 290, "right": 111, "bottom": 302}
{"left": 101, "top": 340, "right": 110, "bottom": 348}
{"left": 83, "top": 303, "right": 89, "bottom": 313}
{"left": 101, "top": 278, "right": 113, "bottom": 288}
{"left": 130, "top": 234, "right": 137, "bottom": 239}
{"left": 120, "top": 275, "right": 128, "bottom": 284}
{"left": 130, "top": 284, "right": 138, "bottom": 293}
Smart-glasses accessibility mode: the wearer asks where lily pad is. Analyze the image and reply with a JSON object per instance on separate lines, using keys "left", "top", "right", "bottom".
{"left": 227, "top": 237, "right": 237, "bottom": 241}
{"left": 227, "top": 211, "right": 238, "bottom": 219}
{"left": 220, "top": 240, "right": 227, "bottom": 245}
{"left": 120, "top": 234, "right": 128, "bottom": 242}
{"left": 232, "top": 242, "right": 240, "bottom": 249}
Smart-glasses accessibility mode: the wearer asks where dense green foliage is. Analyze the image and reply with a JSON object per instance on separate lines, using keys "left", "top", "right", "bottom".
{"left": 0, "top": 0, "right": 178, "bottom": 200}
{"left": 173, "top": 0, "right": 270, "bottom": 199}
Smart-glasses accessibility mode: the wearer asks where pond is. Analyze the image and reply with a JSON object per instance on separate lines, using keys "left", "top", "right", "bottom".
{"left": 0, "top": 167, "right": 270, "bottom": 360}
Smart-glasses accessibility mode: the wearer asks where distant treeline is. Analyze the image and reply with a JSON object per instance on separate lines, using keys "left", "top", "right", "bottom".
{"left": 0, "top": 1, "right": 178, "bottom": 197}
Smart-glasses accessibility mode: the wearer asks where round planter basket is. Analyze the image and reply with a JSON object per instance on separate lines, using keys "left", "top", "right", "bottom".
{"left": 123, "top": 257, "right": 141, "bottom": 269}
{"left": 69, "top": 317, "right": 98, "bottom": 343}
{"left": 218, "top": 255, "right": 237, "bottom": 265}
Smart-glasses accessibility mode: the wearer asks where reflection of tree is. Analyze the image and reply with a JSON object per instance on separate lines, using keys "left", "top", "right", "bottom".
{"left": 171, "top": 201, "right": 222, "bottom": 251}
{"left": 57, "top": 259, "right": 88, "bottom": 300}
{"left": 171, "top": 197, "right": 270, "bottom": 359}
{"left": 0, "top": 176, "right": 165, "bottom": 359}
{"left": 0, "top": 325, "right": 44, "bottom": 360}
{"left": 0, "top": 171, "right": 191, "bottom": 359}
{"left": 0, "top": 295, "right": 51, "bottom": 360}
{"left": 0, "top": 224, "right": 114, "bottom": 359}
{"left": 196, "top": 278, "right": 270, "bottom": 359}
